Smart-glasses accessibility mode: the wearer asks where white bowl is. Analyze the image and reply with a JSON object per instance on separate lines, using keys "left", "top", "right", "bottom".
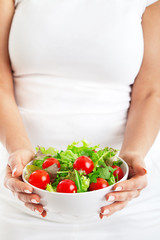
{"left": 22, "top": 157, "right": 128, "bottom": 223}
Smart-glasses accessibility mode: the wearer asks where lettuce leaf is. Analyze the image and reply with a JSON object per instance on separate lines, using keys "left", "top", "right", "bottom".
{"left": 81, "top": 175, "right": 90, "bottom": 192}
{"left": 67, "top": 140, "right": 99, "bottom": 158}
{"left": 46, "top": 184, "right": 56, "bottom": 192}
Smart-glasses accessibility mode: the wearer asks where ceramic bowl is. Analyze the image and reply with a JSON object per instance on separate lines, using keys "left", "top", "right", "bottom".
{"left": 22, "top": 157, "right": 129, "bottom": 223}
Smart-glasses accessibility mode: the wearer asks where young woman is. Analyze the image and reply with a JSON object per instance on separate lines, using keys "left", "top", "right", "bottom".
{"left": 0, "top": 0, "right": 160, "bottom": 239}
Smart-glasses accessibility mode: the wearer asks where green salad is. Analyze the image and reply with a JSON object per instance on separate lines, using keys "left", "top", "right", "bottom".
{"left": 24, "top": 140, "right": 124, "bottom": 193}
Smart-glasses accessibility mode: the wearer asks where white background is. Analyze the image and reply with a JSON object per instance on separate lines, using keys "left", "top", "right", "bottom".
{"left": 0, "top": 143, "right": 8, "bottom": 174}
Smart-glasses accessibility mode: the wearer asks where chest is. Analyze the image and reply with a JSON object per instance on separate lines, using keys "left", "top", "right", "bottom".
{"left": 10, "top": 0, "right": 144, "bottom": 84}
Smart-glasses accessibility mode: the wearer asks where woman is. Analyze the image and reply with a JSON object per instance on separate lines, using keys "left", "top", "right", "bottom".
{"left": 0, "top": 0, "right": 160, "bottom": 239}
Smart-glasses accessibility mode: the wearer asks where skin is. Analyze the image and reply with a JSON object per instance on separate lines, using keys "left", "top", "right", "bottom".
{"left": 0, "top": 0, "right": 160, "bottom": 219}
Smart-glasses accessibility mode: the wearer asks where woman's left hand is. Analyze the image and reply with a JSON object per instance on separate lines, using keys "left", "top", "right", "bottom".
{"left": 99, "top": 153, "right": 148, "bottom": 219}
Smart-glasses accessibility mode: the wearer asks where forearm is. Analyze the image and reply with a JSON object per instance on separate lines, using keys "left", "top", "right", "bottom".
{"left": 120, "top": 94, "right": 160, "bottom": 159}
{"left": 0, "top": 88, "right": 34, "bottom": 154}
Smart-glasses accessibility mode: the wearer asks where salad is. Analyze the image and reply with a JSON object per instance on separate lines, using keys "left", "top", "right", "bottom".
{"left": 24, "top": 140, "right": 124, "bottom": 193}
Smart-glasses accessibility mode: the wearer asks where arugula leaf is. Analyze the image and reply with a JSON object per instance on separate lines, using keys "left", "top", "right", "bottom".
{"left": 98, "top": 166, "right": 110, "bottom": 179}
{"left": 88, "top": 171, "right": 99, "bottom": 183}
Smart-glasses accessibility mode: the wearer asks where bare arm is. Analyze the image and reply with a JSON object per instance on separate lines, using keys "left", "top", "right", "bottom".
{"left": 100, "top": 1, "right": 160, "bottom": 218}
{"left": 0, "top": 0, "right": 34, "bottom": 154}
{"left": 0, "top": 0, "right": 46, "bottom": 217}
{"left": 120, "top": 1, "right": 160, "bottom": 159}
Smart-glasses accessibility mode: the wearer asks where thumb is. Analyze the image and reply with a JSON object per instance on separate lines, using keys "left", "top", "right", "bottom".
{"left": 8, "top": 154, "right": 24, "bottom": 177}
{"left": 8, "top": 149, "right": 35, "bottom": 177}
{"left": 132, "top": 158, "right": 147, "bottom": 176}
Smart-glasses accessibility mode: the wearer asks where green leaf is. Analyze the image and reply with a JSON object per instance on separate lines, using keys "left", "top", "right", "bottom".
{"left": 35, "top": 146, "right": 58, "bottom": 155}
{"left": 33, "top": 159, "right": 45, "bottom": 168}
{"left": 74, "top": 169, "right": 83, "bottom": 193}
{"left": 98, "top": 166, "right": 110, "bottom": 179}
{"left": 81, "top": 175, "right": 90, "bottom": 192}
{"left": 67, "top": 139, "right": 99, "bottom": 158}
{"left": 88, "top": 172, "right": 99, "bottom": 183}
{"left": 108, "top": 174, "right": 116, "bottom": 186}
{"left": 59, "top": 150, "right": 78, "bottom": 162}
{"left": 46, "top": 184, "right": 56, "bottom": 192}
{"left": 64, "top": 170, "right": 76, "bottom": 182}
{"left": 112, "top": 159, "right": 123, "bottom": 166}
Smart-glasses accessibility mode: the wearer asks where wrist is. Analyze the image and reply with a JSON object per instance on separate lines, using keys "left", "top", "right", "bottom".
{"left": 8, "top": 146, "right": 35, "bottom": 156}
{"left": 119, "top": 151, "right": 144, "bottom": 162}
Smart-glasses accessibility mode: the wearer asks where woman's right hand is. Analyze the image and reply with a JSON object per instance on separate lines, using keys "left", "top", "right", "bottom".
{"left": 4, "top": 149, "right": 47, "bottom": 217}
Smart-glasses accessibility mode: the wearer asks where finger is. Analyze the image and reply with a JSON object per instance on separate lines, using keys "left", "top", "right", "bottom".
{"left": 4, "top": 165, "right": 33, "bottom": 193}
{"left": 100, "top": 201, "right": 128, "bottom": 217}
{"left": 106, "top": 190, "right": 140, "bottom": 202}
{"left": 8, "top": 151, "right": 34, "bottom": 177}
{"left": 112, "top": 175, "right": 148, "bottom": 191}
{"left": 6, "top": 177, "right": 33, "bottom": 193}
{"left": 119, "top": 154, "right": 147, "bottom": 177}
{"left": 14, "top": 193, "right": 40, "bottom": 204}
{"left": 132, "top": 159, "right": 147, "bottom": 176}
{"left": 24, "top": 203, "right": 46, "bottom": 217}
{"left": 41, "top": 210, "right": 47, "bottom": 218}
{"left": 8, "top": 154, "right": 24, "bottom": 177}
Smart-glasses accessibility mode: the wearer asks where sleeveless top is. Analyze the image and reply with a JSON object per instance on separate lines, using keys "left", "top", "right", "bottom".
{"left": 9, "top": 0, "right": 158, "bottom": 150}
{"left": 1, "top": 0, "right": 160, "bottom": 237}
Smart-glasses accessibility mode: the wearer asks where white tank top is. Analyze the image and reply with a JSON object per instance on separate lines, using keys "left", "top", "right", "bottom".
{"left": 1, "top": 0, "right": 160, "bottom": 238}
{"left": 9, "top": 0, "right": 158, "bottom": 149}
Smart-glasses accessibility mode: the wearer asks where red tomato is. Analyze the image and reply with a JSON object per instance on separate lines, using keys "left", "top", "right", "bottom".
{"left": 29, "top": 170, "right": 50, "bottom": 190}
{"left": 112, "top": 165, "right": 124, "bottom": 182}
{"left": 89, "top": 178, "right": 109, "bottom": 191}
{"left": 42, "top": 158, "right": 60, "bottom": 169}
{"left": 73, "top": 156, "right": 94, "bottom": 174}
{"left": 57, "top": 179, "right": 77, "bottom": 193}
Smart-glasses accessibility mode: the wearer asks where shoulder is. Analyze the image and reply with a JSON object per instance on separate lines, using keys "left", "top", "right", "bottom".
{"left": 137, "top": 0, "right": 159, "bottom": 16}
{"left": 142, "top": 0, "right": 160, "bottom": 22}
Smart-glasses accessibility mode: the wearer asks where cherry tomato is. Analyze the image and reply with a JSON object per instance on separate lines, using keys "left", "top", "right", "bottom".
{"left": 73, "top": 156, "right": 94, "bottom": 174}
{"left": 112, "top": 165, "right": 124, "bottom": 182}
{"left": 89, "top": 178, "right": 109, "bottom": 191}
{"left": 29, "top": 170, "right": 50, "bottom": 190}
{"left": 57, "top": 179, "right": 77, "bottom": 193}
{"left": 42, "top": 158, "right": 60, "bottom": 169}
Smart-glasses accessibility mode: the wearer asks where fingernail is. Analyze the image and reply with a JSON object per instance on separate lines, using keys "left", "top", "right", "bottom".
{"left": 35, "top": 209, "right": 42, "bottom": 215}
{"left": 24, "top": 190, "right": 32, "bottom": 194}
{"left": 114, "top": 186, "right": 122, "bottom": 191}
{"left": 143, "top": 168, "right": 147, "bottom": 174}
{"left": 101, "top": 208, "right": 104, "bottom": 213}
{"left": 12, "top": 168, "right": 17, "bottom": 177}
{"left": 31, "top": 199, "right": 39, "bottom": 204}
{"left": 108, "top": 196, "right": 115, "bottom": 202}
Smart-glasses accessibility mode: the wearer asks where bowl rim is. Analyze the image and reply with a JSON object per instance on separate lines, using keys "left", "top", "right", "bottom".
{"left": 22, "top": 156, "right": 129, "bottom": 195}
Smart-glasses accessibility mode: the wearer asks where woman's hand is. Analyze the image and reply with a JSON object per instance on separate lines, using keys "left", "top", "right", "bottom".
{"left": 4, "top": 149, "right": 47, "bottom": 217}
{"left": 99, "top": 153, "right": 148, "bottom": 219}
